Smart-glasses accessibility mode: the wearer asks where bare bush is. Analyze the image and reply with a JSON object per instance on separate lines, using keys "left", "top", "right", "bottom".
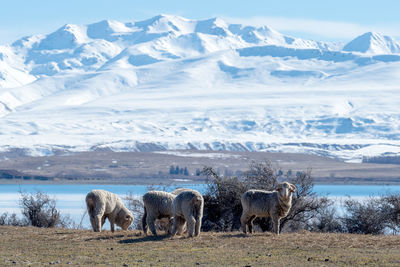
{"left": 202, "top": 167, "right": 247, "bottom": 231}
{"left": 123, "top": 192, "right": 144, "bottom": 230}
{"left": 306, "top": 205, "right": 344, "bottom": 233}
{"left": 341, "top": 197, "right": 387, "bottom": 235}
{"left": 0, "top": 212, "right": 27, "bottom": 226}
{"left": 19, "top": 191, "right": 61, "bottom": 228}
{"left": 379, "top": 194, "right": 400, "bottom": 233}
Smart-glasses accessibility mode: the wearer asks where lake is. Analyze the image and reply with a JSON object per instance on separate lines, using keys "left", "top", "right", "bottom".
{"left": 1, "top": 183, "right": 400, "bottom": 229}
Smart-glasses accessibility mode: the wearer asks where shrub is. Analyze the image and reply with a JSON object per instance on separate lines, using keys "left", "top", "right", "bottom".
{"left": 202, "top": 167, "right": 247, "bottom": 231}
{"left": 19, "top": 191, "right": 61, "bottom": 228}
{"left": 0, "top": 212, "right": 27, "bottom": 226}
{"left": 306, "top": 205, "right": 344, "bottom": 233}
{"left": 379, "top": 194, "right": 400, "bottom": 233}
{"left": 123, "top": 192, "right": 144, "bottom": 230}
{"left": 341, "top": 197, "right": 387, "bottom": 235}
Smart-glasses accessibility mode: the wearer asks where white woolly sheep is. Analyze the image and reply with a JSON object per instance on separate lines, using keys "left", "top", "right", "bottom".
{"left": 171, "top": 189, "right": 204, "bottom": 238}
{"left": 142, "top": 191, "right": 176, "bottom": 236}
{"left": 86, "top": 189, "right": 133, "bottom": 232}
{"left": 240, "top": 182, "right": 297, "bottom": 235}
{"left": 169, "top": 188, "right": 193, "bottom": 233}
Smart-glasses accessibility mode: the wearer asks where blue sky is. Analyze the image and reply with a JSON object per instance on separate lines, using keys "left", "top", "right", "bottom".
{"left": 1, "top": 0, "right": 399, "bottom": 44}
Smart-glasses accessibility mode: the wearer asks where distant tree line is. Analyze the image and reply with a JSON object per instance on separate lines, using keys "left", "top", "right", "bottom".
{"left": 169, "top": 165, "right": 189, "bottom": 176}
{"left": 0, "top": 169, "right": 51, "bottom": 181}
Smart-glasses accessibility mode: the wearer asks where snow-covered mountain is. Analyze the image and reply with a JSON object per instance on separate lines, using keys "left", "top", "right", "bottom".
{"left": 343, "top": 32, "right": 400, "bottom": 54}
{"left": 0, "top": 14, "right": 400, "bottom": 161}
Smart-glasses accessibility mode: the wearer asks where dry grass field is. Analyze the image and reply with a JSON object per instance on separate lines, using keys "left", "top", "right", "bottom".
{"left": 1, "top": 226, "right": 400, "bottom": 266}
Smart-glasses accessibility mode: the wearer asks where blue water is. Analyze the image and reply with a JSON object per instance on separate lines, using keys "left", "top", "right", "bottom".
{"left": 313, "top": 184, "right": 400, "bottom": 197}
{"left": 1, "top": 183, "right": 399, "bottom": 229}
{"left": 0, "top": 184, "right": 206, "bottom": 196}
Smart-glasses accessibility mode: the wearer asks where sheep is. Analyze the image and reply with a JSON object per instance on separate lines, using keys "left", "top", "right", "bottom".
{"left": 142, "top": 191, "right": 176, "bottom": 236}
{"left": 153, "top": 188, "right": 192, "bottom": 233}
{"left": 171, "top": 189, "right": 204, "bottom": 238}
{"left": 240, "top": 182, "right": 297, "bottom": 235}
{"left": 86, "top": 189, "right": 133, "bottom": 232}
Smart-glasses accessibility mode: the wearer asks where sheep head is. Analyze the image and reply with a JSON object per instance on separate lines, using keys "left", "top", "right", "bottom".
{"left": 116, "top": 209, "right": 134, "bottom": 230}
{"left": 276, "top": 182, "right": 297, "bottom": 200}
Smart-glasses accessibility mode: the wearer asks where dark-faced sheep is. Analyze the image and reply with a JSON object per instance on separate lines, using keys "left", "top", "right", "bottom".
{"left": 240, "top": 182, "right": 297, "bottom": 235}
{"left": 171, "top": 189, "right": 204, "bottom": 238}
{"left": 86, "top": 189, "right": 133, "bottom": 232}
{"left": 142, "top": 191, "right": 176, "bottom": 236}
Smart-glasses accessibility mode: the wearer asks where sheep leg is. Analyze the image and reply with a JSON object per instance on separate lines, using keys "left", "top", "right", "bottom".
{"left": 142, "top": 208, "right": 148, "bottom": 235}
{"left": 167, "top": 217, "right": 174, "bottom": 235}
{"left": 272, "top": 215, "right": 280, "bottom": 235}
{"left": 177, "top": 222, "right": 187, "bottom": 235}
{"left": 194, "top": 216, "right": 202, "bottom": 237}
{"left": 176, "top": 221, "right": 186, "bottom": 235}
{"left": 89, "top": 215, "right": 97, "bottom": 232}
{"left": 95, "top": 215, "right": 103, "bottom": 232}
{"left": 240, "top": 212, "right": 252, "bottom": 234}
{"left": 186, "top": 215, "right": 196, "bottom": 237}
{"left": 176, "top": 217, "right": 186, "bottom": 236}
{"left": 110, "top": 216, "right": 115, "bottom": 233}
{"left": 247, "top": 215, "right": 256, "bottom": 234}
{"left": 93, "top": 202, "right": 105, "bottom": 232}
{"left": 171, "top": 216, "right": 185, "bottom": 237}
{"left": 146, "top": 215, "right": 158, "bottom": 236}
{"left": 101, "top": 215, "right": 106, "bottom": 227}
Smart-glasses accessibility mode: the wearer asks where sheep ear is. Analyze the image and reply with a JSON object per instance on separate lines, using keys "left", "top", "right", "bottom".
{"left": 276, "top": 184, "right": 283, "bottom": 191}
{"left": 290, "top": 184, "right": 297, "bottom": 192}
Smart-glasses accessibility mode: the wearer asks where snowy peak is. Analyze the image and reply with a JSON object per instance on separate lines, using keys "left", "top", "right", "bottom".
{"left": 134, "top": 14, "right": 194, "bottom": 35}
{"left": 87, "top": 20, "right": 135, "bottom": 40}
{"left": 2, "top": 15, "right": 400, "bottom": 89}
{"left": 195, "top": 17, "right": 230, "bottom": 37}
{"left": 37, "top": 24, "right": 88, "bottom": 50}
{"left": 343, "top": 32, "right": 400, "bottom": 54}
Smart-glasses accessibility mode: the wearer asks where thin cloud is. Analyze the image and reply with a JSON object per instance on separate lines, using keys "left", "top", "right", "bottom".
{"left": 223, "top": 16, "right": 400, "bottom": 42}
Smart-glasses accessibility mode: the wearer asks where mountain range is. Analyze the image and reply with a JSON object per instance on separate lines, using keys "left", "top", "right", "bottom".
{"left": 1, "top": 14, "right": 400, "bottom": 162}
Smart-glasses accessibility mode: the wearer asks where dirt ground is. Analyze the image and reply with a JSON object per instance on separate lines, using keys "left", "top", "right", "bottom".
{"left": 1, "top": 226, "right": 400, "bottom": 266}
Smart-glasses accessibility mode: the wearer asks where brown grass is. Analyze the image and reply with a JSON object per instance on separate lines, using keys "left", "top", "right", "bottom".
{"left": 1, "top": 226, "right": 400, "bottom": 266}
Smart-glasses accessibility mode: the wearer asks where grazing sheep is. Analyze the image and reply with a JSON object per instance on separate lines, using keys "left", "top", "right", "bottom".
{"left": 171, "top": 189, "right": 204, "bottom": 238}
{"left": 154, "top": 188, "right": 192, "bottom": 232}
{"left": 86, "top": 190, "right": 133, "bottom": 232}
{"left": 240, "top": 182, "right": 297, "bottom": 235}
{"left": 142, "top": 191, "right": 176, "bottom": 236}
{"left": 169, "top": 188, "right": 193, "bottom": 233}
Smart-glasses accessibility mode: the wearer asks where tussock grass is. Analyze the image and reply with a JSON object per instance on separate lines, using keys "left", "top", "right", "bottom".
{"left": 1, "top": 226, "right": 400, "bottom": 266}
